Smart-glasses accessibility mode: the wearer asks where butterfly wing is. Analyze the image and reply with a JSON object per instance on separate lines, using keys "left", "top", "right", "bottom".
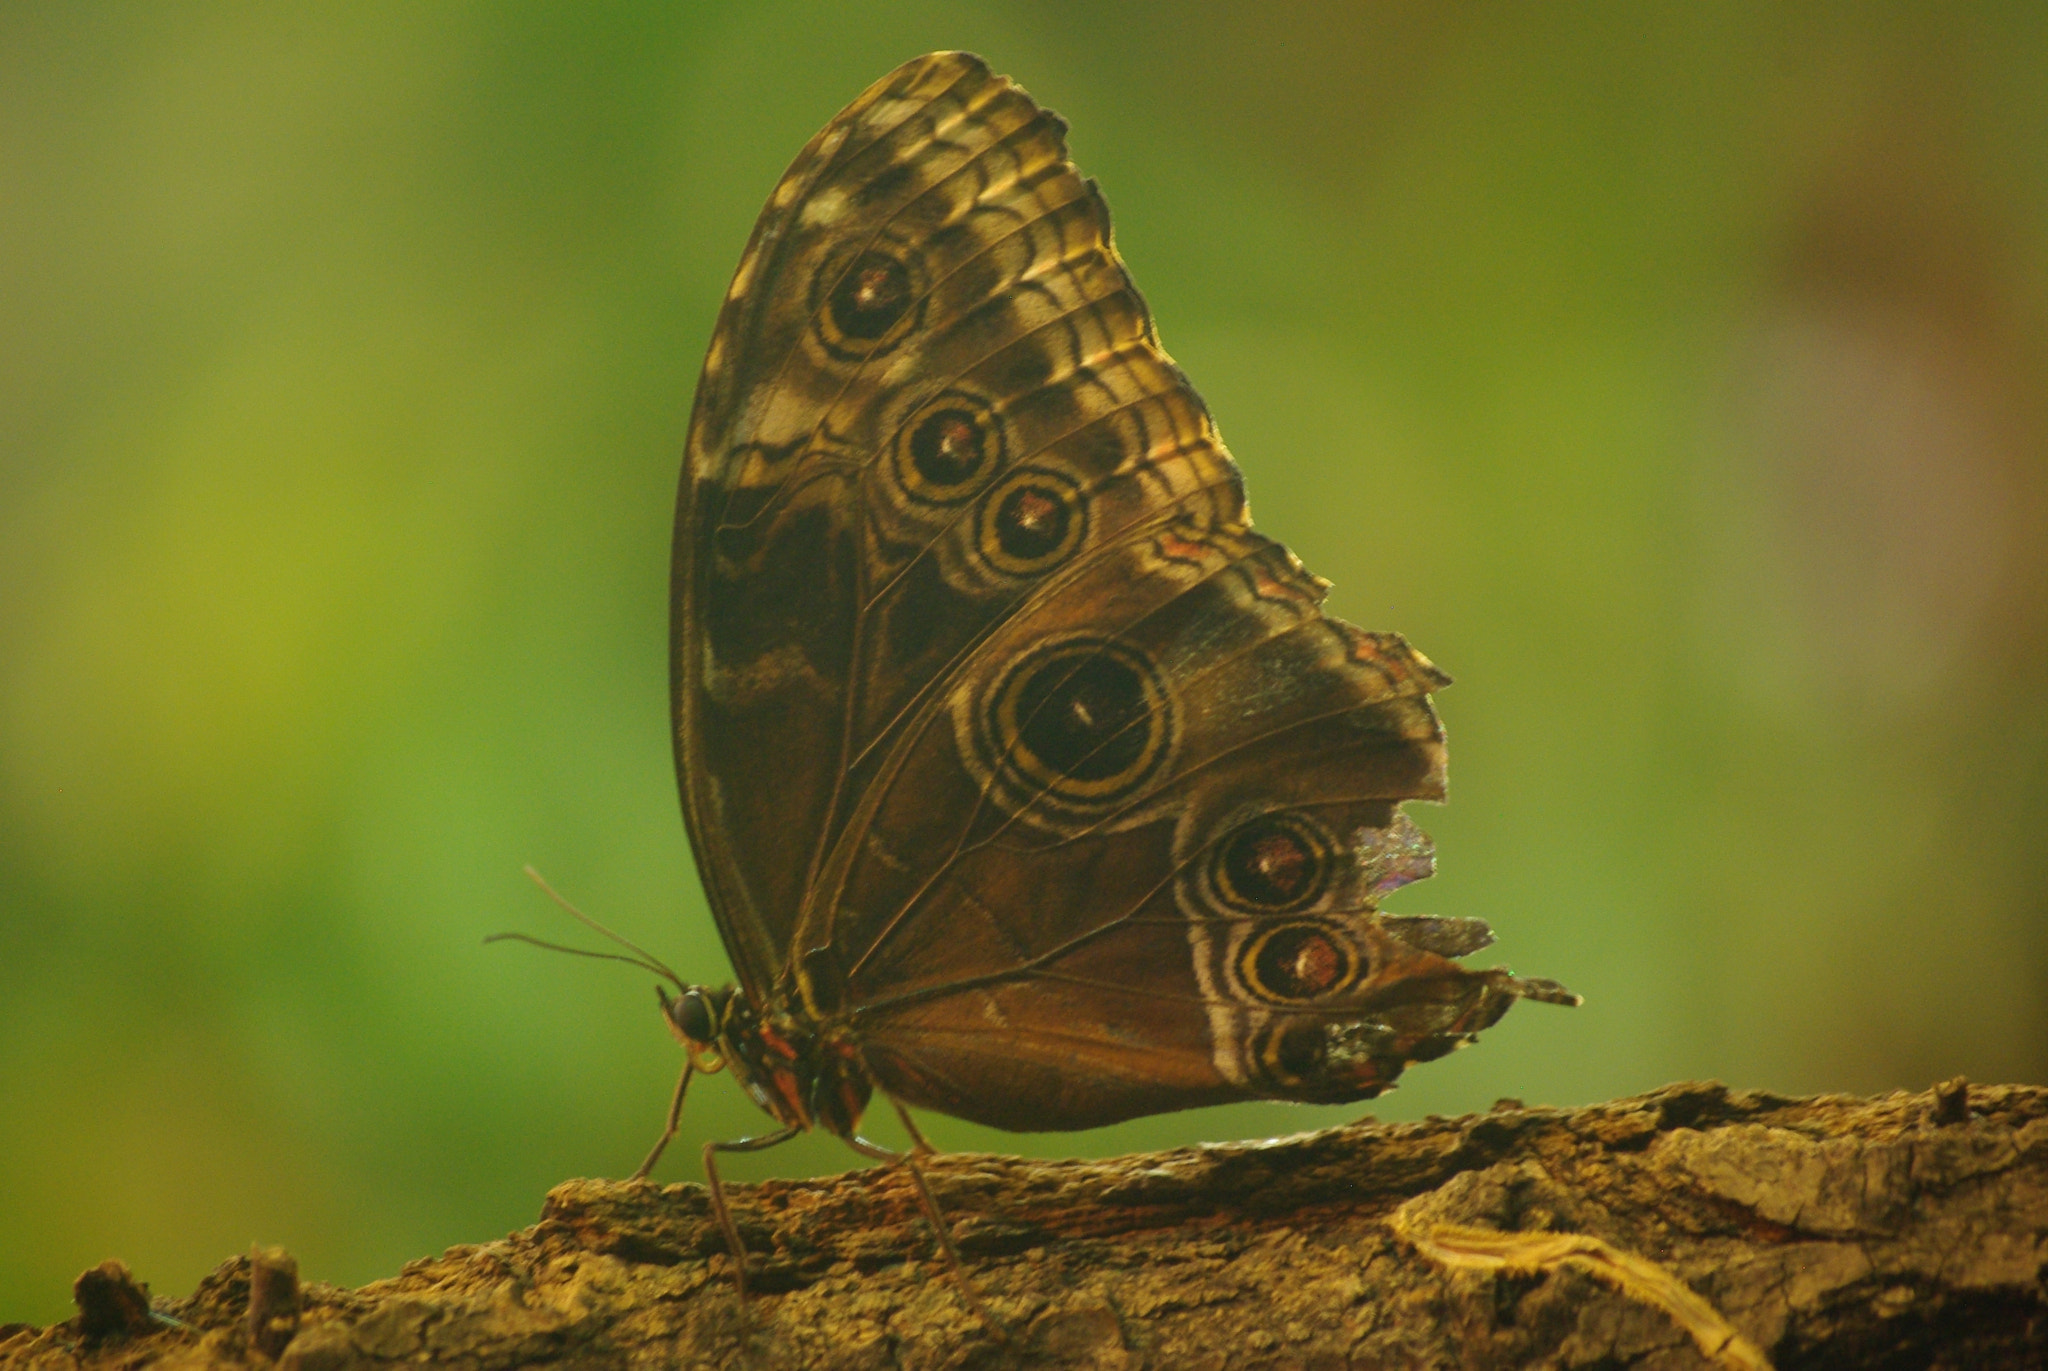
{"left": 676, "top": 52, "right": 1068, "bottom": 994}
{"left": 677, "top": 52, "right": 1571, "bottom": 1105}
{"left": 677, "top": 51, "right": 1240, "bottom": 997}
{"left": 811, "top": 518, "right": 1573, "bottom": 1130}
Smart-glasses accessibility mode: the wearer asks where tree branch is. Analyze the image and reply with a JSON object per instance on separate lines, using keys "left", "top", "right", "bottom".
{"left": 6, "top": 1080, "right": 2044, "bottom": 1368}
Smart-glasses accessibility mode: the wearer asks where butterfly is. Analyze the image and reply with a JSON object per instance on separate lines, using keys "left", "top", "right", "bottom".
{"left": 522, "top": 49, "right": 1575, "bottom": 1322}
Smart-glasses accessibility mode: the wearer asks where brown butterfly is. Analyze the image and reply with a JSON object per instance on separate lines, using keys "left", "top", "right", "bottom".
{"left": 526, "top": 49, "right": 1575, "bottom": 1321}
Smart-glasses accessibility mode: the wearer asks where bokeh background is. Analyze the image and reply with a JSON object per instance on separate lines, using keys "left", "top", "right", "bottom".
{"left": 5, "top": 0, "right": 2045, "bottom": 1325}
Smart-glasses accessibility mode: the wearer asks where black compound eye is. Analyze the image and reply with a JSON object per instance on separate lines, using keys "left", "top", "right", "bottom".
{"left": 675, "top": 989, "right": 716, "bottom": 1043}
{"left": 1212, "top": 813, "right": 1334, "bottom": 914}
{"left": 976, "top": 468, "right": 1085, "bottom": 575}
{"left": 1243, "top": 922, "right": 1360, "bottom": 1004}
{"left": 827, "top": 251, "right": 914, "bottom": 342}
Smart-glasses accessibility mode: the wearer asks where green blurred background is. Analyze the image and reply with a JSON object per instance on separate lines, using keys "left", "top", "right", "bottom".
{"left": 4, "top": 1, "right": 2045, "bottom": 1325}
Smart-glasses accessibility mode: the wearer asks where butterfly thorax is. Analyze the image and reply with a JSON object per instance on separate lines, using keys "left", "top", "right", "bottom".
{"left": 663, "top": 983, "right": 870, "bottom": 1138}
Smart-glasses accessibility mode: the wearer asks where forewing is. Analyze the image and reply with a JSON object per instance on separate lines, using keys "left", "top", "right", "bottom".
{"left": 676, "top": 53, "right": 1163, "bottom": 993}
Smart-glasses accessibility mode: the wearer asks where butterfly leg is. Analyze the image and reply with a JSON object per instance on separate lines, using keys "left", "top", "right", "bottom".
{"left": 844, "top": 1134, "right": 1007, "bottom": 1339}
{"left": 702, "top": 1125, "right": 802, "bottom": 1305}
{"left": 887, "top": 1094, "right": 940, "bottom": 1156}
{"left": 630, "top": 1061, "right": 695, "bottom": 1180}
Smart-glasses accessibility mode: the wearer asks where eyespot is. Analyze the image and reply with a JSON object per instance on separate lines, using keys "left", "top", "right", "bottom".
{"left": 975, "top": 468, "right": 1086, "bottom": 576}
{"left": 811, "top": 246, "right": 924, "bottom": 359}
{"left": 1210, "top": 812, "right": 1335, "bottom": 915}
{"left": 1273, "top": 1020, "right": 1328, "bottom": 1079}
{"left": 829, "top": 252, "right": 911, "bottom": 337}
{"left": 980, "top": 637, "right": 1172, "bottom": 814}
{"left": 1251, "top": 1016, "right": 1397, "bottom": 1095}
{"left": 1240, "top": 921, "right": 1360, "bottom": 1004}
{"left": 891, "top": 393, "right": 1001, "bottom": 506}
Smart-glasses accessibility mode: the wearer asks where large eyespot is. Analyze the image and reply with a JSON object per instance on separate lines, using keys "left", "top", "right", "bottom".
{"left": 811, "top": 246, "right": 924, "bottom": 359}
{"left": 1210, "top": 812, "right": 1335, "bottom": 915}
{"left": 979, "top": 637, "right": 1172, "bottom": 815}
{"left": 891, "top": 393, "right": 1001, "bottom": 506}
{"left": 1240, "top": 922, "right": 1361, "bottom": 1004}
{"left": 975, "top": 468, "right": 1087, "bottom": 576}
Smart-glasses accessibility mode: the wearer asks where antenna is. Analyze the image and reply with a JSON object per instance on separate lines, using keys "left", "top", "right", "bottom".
{"left": 483, "top": 867, "right": 687, "bottom": 989}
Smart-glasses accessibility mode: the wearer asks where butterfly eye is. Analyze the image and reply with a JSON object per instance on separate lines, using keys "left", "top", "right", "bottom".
{"left": 813, "top": 247, "right": 924, "bottom": 358}
{"left": 975, "top": 468, "right": 1087, "bottom": 576}
{"left": 1210, "top": 813, "right": 1335, "bottom": 914}
{"left": 673, "top": 988, "right": 718, "bottom": 1043}
{"left": 1240, "top": 922, "right": 1361, "bottom": 1004}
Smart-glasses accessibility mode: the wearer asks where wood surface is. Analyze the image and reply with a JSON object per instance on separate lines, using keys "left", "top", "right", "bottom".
{"left": 5, "top": 1079, "right": 2044, "bottom": 1369}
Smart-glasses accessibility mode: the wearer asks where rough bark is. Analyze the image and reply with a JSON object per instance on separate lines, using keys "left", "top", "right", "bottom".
{"left": 4, "top": 1080, "right": 2044, "bottom": 1370}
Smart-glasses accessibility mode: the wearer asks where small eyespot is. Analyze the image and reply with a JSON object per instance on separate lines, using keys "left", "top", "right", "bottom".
{"left": 892, "top": 394, "right": 1001, "bottom": 506}
{"left": 1274, "top": 1021, "right": 1328, "bottom": 1078}
{"left": 1240, "top": 922, "right": 1360, "bottom": 1004}
{"left": 1211, "top": 813, "right": 1335, "bottom": 915}
{"left": 975, "top": 468, "right": 1086, "bottom": 576}
{"left": 915, "top": 411, "right": 985, "bottom": 485}
{"left": 812, "top": 246, "right": 924, "bottom": 359}
{"left": 831, "top": 252, "right": 911, "bottom": 337}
